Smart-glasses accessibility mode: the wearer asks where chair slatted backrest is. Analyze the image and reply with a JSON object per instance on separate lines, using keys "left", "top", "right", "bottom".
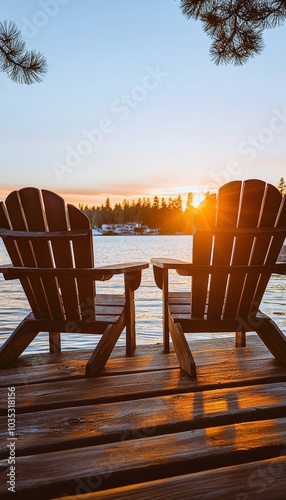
{"left": 192, "top": 193, "right": 216, "bottom": 317}
{"left": 192, "top": 180, "right": 286, "bottom": 320}
{"left": 0, "top": 187, "right": 95, "bottom": 321}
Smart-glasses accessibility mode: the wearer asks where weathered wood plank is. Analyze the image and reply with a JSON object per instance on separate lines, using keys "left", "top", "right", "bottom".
{"left": 0, "top": 383, "right": 285, "bottom": 458}
{"left": 0, "top": 418, "right": 285, "bottom": 498}
{"left": 0, "top": 338, "right": 274, "bottom": 388}
{"left": 53, "top": 456, "right": 286, "bottom": 500}
{"left": 1, "top": 356, "right": 286, "bottom": 415}
{"left": 0, "top": 336, "right": 266, "bottom": 369}
{"left": 0, "top": 339, "right": 285, "bottom": 499}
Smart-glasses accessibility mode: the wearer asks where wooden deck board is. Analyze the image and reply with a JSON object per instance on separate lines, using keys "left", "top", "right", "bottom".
{"left": 1, "top": 418, "right": 286, "bottom": 498}
{"left": 0, "top": 337, "right": 285, "bottom": 498}
{"left": 55, "top": 456, "right": 286, "bottom": 500}
{"left": 1, "top": 382, "right": 285, "bottom": 458}
{"left": 0, "top": 336, "right": 271, "bottom": 387}
{"left": 1, "top": 357, "right": 285, "bottom": 415}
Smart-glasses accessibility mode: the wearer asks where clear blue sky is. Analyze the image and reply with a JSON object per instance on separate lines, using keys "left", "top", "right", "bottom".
{"left": 1, "top": 0, "right": 285, "bottom": 207}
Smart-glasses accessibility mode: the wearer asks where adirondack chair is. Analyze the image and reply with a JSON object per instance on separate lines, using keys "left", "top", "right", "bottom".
{"left": 0, "top": 187, "right": 148, "bottom": 376}
{"left": 151, "top": 179, "right": 286, "bottom": 380}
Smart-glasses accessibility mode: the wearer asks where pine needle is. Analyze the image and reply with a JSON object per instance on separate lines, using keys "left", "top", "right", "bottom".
{"left": 0, "top": 20, "right": 47, "bottom": 84}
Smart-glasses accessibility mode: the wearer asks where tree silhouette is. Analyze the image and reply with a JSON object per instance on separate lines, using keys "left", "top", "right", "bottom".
{"left": 0, "top": 21, "right": 47, "bottom": 84}
{"left": 277, "top": 177, "right": 286, "bottom": 195}
{"left": 80, "top": 194, "right": 195, "bottom": 234}
{"left": 180, "top": 0, "right": 286, "bottom": 65}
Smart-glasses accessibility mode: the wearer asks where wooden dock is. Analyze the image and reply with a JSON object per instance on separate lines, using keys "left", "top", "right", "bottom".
{"left": 0, "top": 336, "right": 286, "bottom": 499}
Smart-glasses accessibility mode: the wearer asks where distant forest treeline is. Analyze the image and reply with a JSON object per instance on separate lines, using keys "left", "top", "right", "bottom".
{"left": 79, "top": 194, "right": 196, "bottom": 234}
{"left": 80, "top": 178, "right": 286, "bottom": 235}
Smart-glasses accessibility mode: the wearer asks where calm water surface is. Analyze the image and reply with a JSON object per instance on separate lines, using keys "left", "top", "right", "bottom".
{"left": 0, "top": 236, "right": 285, "bottom": 353}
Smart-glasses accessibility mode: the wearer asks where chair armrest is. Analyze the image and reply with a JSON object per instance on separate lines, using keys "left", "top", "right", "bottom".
{"left": 0, "top": 264, "right": 12, "bottom": 270}
{"left": 275, "top": 262, "right": 286, "bottom": 275}
{"left": 150, "top": 259, "right": 286, "bottom": 279}
{"left": 0, "top": 228, "right": 90, "bottom": 238}
{"left": 0, "top": 262, "right": 149, "bottom": 281}
{"left": 151, "top": 258, "right": 192, "bottom": 270}
{"left": 95, "top": 262, "right": 149, "bottom": 274}
{"left": 95, "top": 262, "right": 149, "bottom": 291}
{"left": 150, "top": 259, "right": 193, "bottom": 287}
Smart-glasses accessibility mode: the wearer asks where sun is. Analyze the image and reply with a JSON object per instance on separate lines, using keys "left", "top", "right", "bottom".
{"left": 192, "top": 195, "right": 204, "bottom": 208}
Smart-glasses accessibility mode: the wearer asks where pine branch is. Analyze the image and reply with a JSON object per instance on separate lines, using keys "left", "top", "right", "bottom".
{"left": 180, "top": 0, "right": 286, "bottom": 64}
{"left": 0, "top": 20, "right": 47, "bottom": 84}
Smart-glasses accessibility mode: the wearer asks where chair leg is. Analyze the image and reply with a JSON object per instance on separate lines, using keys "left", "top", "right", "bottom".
{"left": 85, "top": 316, "right": 125, "bottom": 377}
{"left": 124, "top": 270, "right": 143, "bottom": 356}
{"left": 125, "top": 287, "right": 136, "bottom": 356}
{"left": 236, "top": 330, "right": 246, "bottom": 347}
{"left": 169, "top": 313, "right": 197, "bottom": 380}
{"left": 49, "top": 332, "right": 61, "bottom": 353}
{"left": 0, "top": 315, "right": 38, "bottom": 367}
{"left": 256, "top": 318, "right": 286, "bottom": 364}
{"left": 162, "top": 269, "right": 169, "bottom": 353}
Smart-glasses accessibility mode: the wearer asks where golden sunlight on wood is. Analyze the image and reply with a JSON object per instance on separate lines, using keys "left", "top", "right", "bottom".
{"left": 0, "top": 340, "right": 286, "bottom": 498}
{"left": 205, "top": 425, "right": 236, "bottom": 447}
{"left": 203, "top": 397, "right": 229, "bottom": 415}
{"left": 233, "top": 419, "right": 281, "bottom": 450}
{"left": 238, "top": 391, "right": 279, "bottom": 409}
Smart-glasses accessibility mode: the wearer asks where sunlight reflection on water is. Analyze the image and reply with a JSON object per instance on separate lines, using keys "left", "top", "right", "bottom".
{"left": 0, "top": 236, "right": 285, "bottom": 353}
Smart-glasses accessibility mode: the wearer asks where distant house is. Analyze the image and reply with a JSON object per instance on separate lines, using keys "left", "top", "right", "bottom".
{"left": 97, "top": 222, "right": 159, "bottom": 235}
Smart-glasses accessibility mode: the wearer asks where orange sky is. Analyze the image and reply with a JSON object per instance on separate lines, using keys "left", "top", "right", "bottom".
{"left": 0, "top": 185, "right": 207, "bottom": 209}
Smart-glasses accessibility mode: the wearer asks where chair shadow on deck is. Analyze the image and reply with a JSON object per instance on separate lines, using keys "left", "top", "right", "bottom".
{"left": 0, "top": 187, "right": 148, "bottom": 376}
{"left": 151, "top": 179, "right": 286, "bottom": 380}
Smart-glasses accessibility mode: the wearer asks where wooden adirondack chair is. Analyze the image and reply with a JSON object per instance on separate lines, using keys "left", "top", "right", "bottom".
{"left": 151, "top": 179, "right": 286, "bottom": 380}
{"left": 0, "top": 187, "right": 148, "bottom": 376}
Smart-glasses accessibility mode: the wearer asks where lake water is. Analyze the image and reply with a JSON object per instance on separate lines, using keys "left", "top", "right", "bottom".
{"left": 0, "top": 236, "right": 285, "bottom": 354}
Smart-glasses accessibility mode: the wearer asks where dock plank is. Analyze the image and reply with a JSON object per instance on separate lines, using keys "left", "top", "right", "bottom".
{"left": 1, "top": 355, "right": 285, "bottom": 415}
{"left": 54, "top": 456, "right": 286, "bottom": 500}
{"left": 0, "top": 336, "right": 271, "bottom": 387}
{"left": 0, "top": 382, "right": 285, "bottom": 458}
{"left": 0, "top": 340, "right": 285, "bottom": 499}
{"left": 0, "top": 418, "right": 285, "bottom": 498}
